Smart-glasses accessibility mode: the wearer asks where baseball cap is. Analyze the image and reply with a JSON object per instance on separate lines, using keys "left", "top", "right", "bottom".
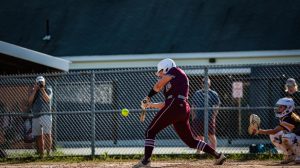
{"left": 286, "top": 78, "right": 296, "bottom": 86}
{"left": 36, "top": 76, "right": 45, "bottom": 83}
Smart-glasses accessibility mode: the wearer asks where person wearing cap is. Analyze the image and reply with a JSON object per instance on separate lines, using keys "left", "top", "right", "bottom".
{"left": 285, "top": 78, "right": 300, "bottom": 113}
{"left": 28, "top": 76, "right": 53, "bottom": 157}
{"left": 190, "top": 78, "right": 220, "bottom": 150}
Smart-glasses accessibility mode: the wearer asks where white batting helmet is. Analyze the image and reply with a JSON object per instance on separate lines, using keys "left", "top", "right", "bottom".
{"left": 274, "top": 97, "right": 295, "bottom": 118}
{"left": 156, "top": 58, "right": 176, "bottom": 76}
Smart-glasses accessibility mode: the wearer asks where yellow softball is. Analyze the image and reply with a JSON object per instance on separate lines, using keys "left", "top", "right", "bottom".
{"left": 121, "top": 108, "right": 129, "bottom": 117}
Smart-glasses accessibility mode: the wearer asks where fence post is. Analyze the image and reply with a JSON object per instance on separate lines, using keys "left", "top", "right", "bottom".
{"left": 203, "top": 67, "right": 209, "bottom": 143}
{"left": 52, "top": 79, "right": 58, "bottom": 152}
{"left": 90, "top": 72, "right": 96, "bottom": 157}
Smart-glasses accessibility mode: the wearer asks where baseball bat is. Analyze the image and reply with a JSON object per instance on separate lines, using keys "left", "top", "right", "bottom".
{"left": 140, "top": 100, "right": 147, "bottom": 122}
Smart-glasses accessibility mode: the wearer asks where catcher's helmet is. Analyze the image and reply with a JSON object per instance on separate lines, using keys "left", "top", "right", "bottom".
{"left": 156, "top": 58, "right": 176, "bottom": 76}
{"left": 274, "top": 97, "right": 295, "bottom": 118}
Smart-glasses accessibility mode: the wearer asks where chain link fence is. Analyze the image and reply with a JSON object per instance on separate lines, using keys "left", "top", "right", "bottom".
{"left": 0, "top": 63, "right": 299, "bottom": 158}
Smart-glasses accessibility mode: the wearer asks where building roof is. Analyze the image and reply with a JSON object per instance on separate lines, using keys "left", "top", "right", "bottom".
{"left": 62, "top": 50, "right": 300, "bottom": 69}
{"left": 0, "top": 41, "right": 70, "bottom": 74}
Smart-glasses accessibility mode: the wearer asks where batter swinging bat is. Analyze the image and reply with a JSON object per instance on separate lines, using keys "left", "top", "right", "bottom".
{"left": 140, "top": 100, "right": 147, "bottom": 122}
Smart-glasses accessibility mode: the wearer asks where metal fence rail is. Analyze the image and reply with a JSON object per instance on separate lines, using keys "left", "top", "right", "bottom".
{"left": 0, "top": 63, "right": 299, "bottom": 157}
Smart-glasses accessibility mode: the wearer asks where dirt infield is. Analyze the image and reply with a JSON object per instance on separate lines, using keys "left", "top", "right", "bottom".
{"left": 1, "top": 160, "right": 300, "bottom": 168}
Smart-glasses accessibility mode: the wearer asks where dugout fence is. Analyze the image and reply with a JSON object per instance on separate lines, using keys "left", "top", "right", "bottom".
{"left": 0, "top": 63, "right": 299, "bottom": 157}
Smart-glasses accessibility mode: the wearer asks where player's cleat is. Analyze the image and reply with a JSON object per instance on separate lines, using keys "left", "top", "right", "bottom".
{"left": 295, "top": 157, "right": 300, "bottom": 164}
{"left": 214, "top": 153, "right": 226, "bottom": 165}
{"left": 294, "top": 148, "right": 300, "bottom": 164}
{"left": 280, "top": 155, "right": 295, "bottom": 164}
{"left": 132, "top": 159, "right": 151, "bottom": 168}
{"left": 196, "top": 149, "right": 203, "bottom": 154}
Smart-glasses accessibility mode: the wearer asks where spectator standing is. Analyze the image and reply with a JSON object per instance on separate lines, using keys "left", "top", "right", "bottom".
{"left": 28, "top": 76, "right": 53, "bottom": 157}
{"left": 285, "top": 78, "right": 300, "bottom": 113}
{"left": 190, "top": 78, "right": 220, "bottom": 150}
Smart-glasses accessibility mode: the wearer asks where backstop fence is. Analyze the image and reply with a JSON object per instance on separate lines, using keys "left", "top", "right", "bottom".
{"left": 0, "top": 63, "right": 299, "bottom": 157}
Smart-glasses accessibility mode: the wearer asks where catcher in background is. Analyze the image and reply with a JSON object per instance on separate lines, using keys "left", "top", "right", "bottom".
{"left": 133, "top": 58, "right": 226, "bottom": 168}
{"left": 249, "top": 97, "right": 300, "bottom": 164}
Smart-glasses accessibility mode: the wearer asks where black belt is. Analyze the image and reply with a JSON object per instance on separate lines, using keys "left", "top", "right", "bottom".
{"left": 167, "top": 95, "right": 188, "bottom": 100}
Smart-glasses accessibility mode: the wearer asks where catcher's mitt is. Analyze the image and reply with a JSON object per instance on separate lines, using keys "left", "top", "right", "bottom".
{"left": 248, "top": 114, "right": 261, "bottom": 135}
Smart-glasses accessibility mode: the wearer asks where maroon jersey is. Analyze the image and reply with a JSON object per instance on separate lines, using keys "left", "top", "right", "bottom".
{"left": 144, "top": 66, "right": 215, "bottom": 162}
{"left": 163, "top": 67, "right": 189, "bottom": 99}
